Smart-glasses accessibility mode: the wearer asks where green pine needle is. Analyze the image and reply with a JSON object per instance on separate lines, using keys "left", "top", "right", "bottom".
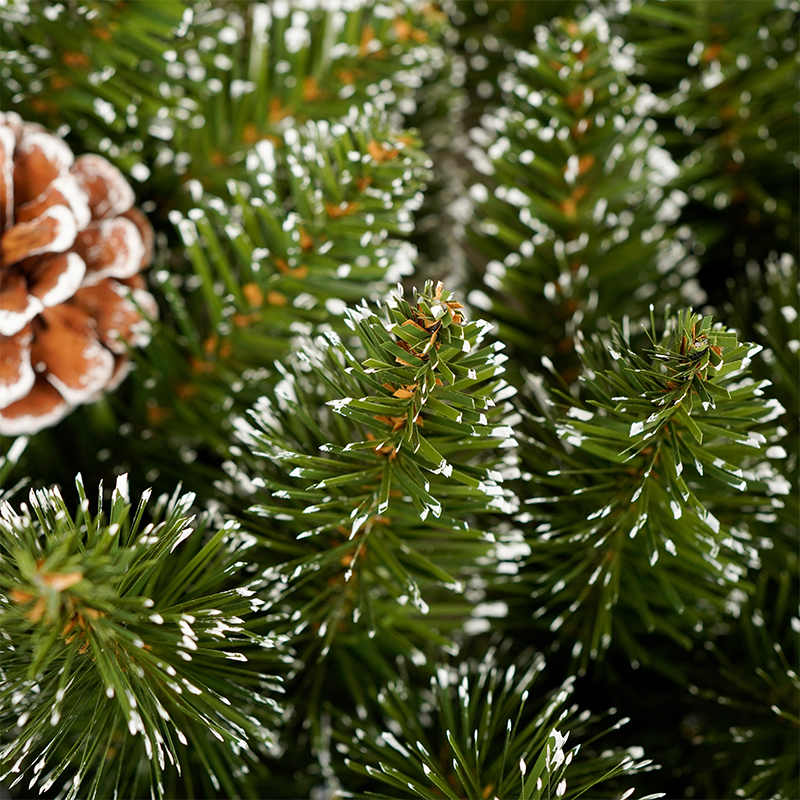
{"left": 466, "top": 16, "right": 697, "bottom": 374}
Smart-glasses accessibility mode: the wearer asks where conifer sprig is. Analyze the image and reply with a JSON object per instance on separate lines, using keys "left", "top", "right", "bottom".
{"left": 161, "top": 0, "right": 450, "bottom": 195}
{"left": 728, "top": 254, "right": 799, "bottom": 454}
{"left": 691, "top": 595, "right": 799, "bottom": 800}
{"left": 169, "top": 109, "right": 431, "bottom": 346}
{"left": 0, "top": 3, "right": 796, "bottom": 799}
{"left": 465, "top": 16, "right": 698, "bottom": 373}
{"left": 516, "top": 308, "right": 788, "bottom": 662}
{"left": 330, "top": 280, "right": 516, "bottom": 489}
{"left": 621, "top": 1, "right": 799, "bottom": 293}
{"left": 238, "top": 282, "right": 519, "bottom": 655}
{"left": 0, "top": 0, "right": 192, "bottom": 177}
{"left": 0, "top": 475, "right": 284, "bottom": 800}
{"left": 341, "top": 648, "right": 661, "bottom": 800}
{"left": 0, "top": 436, "right": 28, "bottom": 497}
{"left": 63, "top": 111, "right": 433, "bottom": 496}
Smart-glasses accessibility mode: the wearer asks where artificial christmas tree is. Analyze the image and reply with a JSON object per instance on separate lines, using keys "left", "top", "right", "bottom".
{"left": 0, "top": 2, "right": 797, "bottom": 799}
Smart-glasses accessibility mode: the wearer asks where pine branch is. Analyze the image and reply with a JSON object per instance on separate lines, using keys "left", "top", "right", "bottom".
{"left": 94, "top": 110, "right": 432, "bottom": 492}
{"left": 677, "top": 253, "right": 798, "bottom": 798}
{"left": 445, "top": 0, "right": 582, "bottom": 130}
{"left": 0, "top": 0, "right": 451, "bottom": 500}
{"left": 464, "top": 16, "right": 699, "bottom": 376}
{"left": 0, "top": 437, "right": 28, "bottom": 497}
{"left": 2, "top": 107, "right": 433, "bottom": 500}
{"left": 691, "top": 593, "right": 800, "bottom": 799}
{"left": 340, "top": 647, "right": 661, "bottom": 800}
{"left": 0, "top": 0, "right": 198, "bottom": 190}
{"left": 1, "top": 0, "right": 450, "bottom": 204}
{"left": 724, "top": 253, "right": 799, "bottom": 604}
{"left": 235, "top": 281, "right": 519, "bottom": 661}
{"left": 156, "top": 0, "right": 451, "bottom": 200}
{"left": 0, "top": 475, "right": 284, "bottom": 799}
{"left": 169, "top": 108, "right": 431, "bottom": 339}
{"left": 621, "top": 0, "right": 799, "bottom": 300}
{"left": 514, "top": 307, "right": 789, "bottom": 664}
{"left": 1, "top": 4, "right": 796, "bottom": 800}
{"left": 727, "top": 253, "right": 799, "bottom": 459}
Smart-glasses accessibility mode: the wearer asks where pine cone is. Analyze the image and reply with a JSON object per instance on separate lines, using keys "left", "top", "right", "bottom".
{"left": 0, "top": 113, "right": 156, "bottom": 436}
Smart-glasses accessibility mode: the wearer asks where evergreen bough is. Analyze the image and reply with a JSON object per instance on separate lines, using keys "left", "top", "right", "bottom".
{"left": 238, "top": 281, "right": 518, "bottom": 657}
{"left": 342, "top": 649, "right": 660, "bottom": 800}
{"left": 0, "top": 476, "right": 283, "bottom": 800}
{"left": 517, "top": 307, "right": 787, "bottom": 663}
{"left": 466, "top": 16, "right": 698, "bottom": 374}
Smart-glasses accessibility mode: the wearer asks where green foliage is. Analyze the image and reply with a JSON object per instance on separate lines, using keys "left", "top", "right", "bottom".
{"left": 444, "top": 0, "right": 581, "bottom": 128}
{"left": 0, "top": 437, "right": 28, "bottom": 498}
{"left": 0, "top": 0, "right": 190, "bottom": 182}
{"left": 466, "top": 16, "right": 699, "bottom": 374}
{"left": 727, "top": 253, "right": 799, "bottom": 457}
{"left": 3, "top": 108, "right": 432, "bottom": 499}
{"left": 136, "top": 111, "right": 432, "bottom": 489}
{"left": 0, "top": 475, "right": 283, "bottom": 799}
{"left": 341, "top": 648, "right": 659, "bottom": 800}
{"left": 237, "top": 281, "right": 519, "bottom": 658}
{"left": 621, "top": 0, "right": 799, "bottom": 301}
{"left": 0, "top": 0, "right": 450, "bottom": 498}
{"left": 515, "top": 308, "right": 788, "bottom": 663}
{"left": 136, "top": 109, "right": 431, "bottom": 451}
{"left": 1, "top": 3, "right": 797, "bottom": 800}
{"left": 725, "top": 253, "right": 799, "bottom": 585}
{"left": 1, "top": 0, "right": 449, "bottom": 205}
{"left": 689, "top": 583, "right": 799, "bottom": 799}
{"left": 170, "top": 110, "right": 431, "bottom": 341}
{"left": 684, "top": 252, "right": 800, "bottom": 800}
{"left": 155, "top": 0, "right": 450, "bottom": 200}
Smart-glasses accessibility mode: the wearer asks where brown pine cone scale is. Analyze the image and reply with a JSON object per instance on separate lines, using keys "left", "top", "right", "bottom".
{"left": 0, "top": 113, "right": 156, "bottom": 436}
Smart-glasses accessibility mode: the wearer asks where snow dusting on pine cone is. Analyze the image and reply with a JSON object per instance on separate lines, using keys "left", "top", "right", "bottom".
{"left": 0, "top": 113, "right": 156, "bottom": 436}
